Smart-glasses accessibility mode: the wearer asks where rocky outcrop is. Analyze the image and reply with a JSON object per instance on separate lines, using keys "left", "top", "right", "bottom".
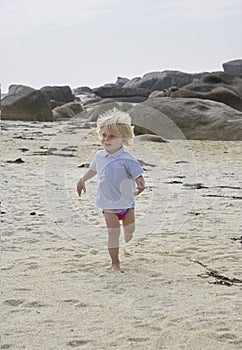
{"left": 167, "top": 72, "right": 242, "bottom": 111}
{"left": 128, "top": 97, "right": 242, "bottom": 141}
{"left": 123, "top": 71, "right": 207, "bottom": 92}
{"left": 1, "top": 85, "right": 53, "bottom": 121}
{"left": 40, "top": 86, "right": 75, "bottom": 106}
{"left": 223, "top": 59, "right": 242, "bottom": 76}
{"left": 4, "top": 61, "right": 242, "bottom": 126}
{"left": 73, "top": 71, "right": 211, "bottom": 104}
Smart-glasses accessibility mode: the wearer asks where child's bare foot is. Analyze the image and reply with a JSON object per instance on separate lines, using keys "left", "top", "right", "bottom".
{"left": 111, "top": 263, "right": 124, "bottom": 273}
{"left": 124, "top": 232, "right": 133, "bottom": 243}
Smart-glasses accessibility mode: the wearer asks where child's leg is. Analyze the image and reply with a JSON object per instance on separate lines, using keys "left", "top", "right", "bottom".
{"left": 123, "top": 208, "right": 135, "bottom": 243}
{"left": 103, "top": 211, "right": 122, "bottom": 272}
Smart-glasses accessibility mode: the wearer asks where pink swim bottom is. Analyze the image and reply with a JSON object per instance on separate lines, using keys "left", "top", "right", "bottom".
{"left": 103, "top": 208, "right": 132, "bottom": 220}
{"left": 112, "top": 208, "right": 130, "bottom": 220}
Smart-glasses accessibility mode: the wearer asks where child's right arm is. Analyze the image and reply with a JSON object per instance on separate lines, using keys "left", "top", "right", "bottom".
{"left": 77, "top": 169, "right": 97, "bottom": 196}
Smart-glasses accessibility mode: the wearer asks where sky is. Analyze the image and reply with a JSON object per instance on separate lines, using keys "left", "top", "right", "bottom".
{"left": 1, "top": 0, "right": 242, "bottom": 93}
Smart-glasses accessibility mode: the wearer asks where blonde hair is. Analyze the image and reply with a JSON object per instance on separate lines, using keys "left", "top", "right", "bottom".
{"left": 97, "top": 108, "right": 134, "bottom": 146}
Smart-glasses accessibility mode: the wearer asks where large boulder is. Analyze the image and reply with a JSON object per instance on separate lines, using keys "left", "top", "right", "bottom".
{"left": 223, "top": 59, "right": 242, "bottom": 76}
{"left": 169, "top": 72, "right": 242, "bottom": 111}
{"left": 202, "top": 72, "right": 242, "bottom": 96}
{"left": 1, "top": 85, "right": 53, "bottom": 121}
{"left": 128, "top": 97, "right": 242, "bottom": 141}
{"left": 123, "top": 70, "right": 207, "bottom": 92}
{"left": 7, "top": 85, "right": 34, "bottom": 95}
{"left": 129, "top": 104, "right": 180, "bottom": 139}
{"left": 52, "top": 102, "right": 84, "bottom": 120}
{"left": 87, "top": 100, "right": 134, "bottom": 122}
{"left": 40, "top": 86, "right": 75, "bottom": 106}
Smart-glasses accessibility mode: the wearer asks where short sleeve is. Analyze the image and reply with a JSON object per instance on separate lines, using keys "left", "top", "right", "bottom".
{"left": 89, "top": 155, "right": 97, "bottom": 172}
{"left": 126, "top": 159, "right": 144, "bottom": 179}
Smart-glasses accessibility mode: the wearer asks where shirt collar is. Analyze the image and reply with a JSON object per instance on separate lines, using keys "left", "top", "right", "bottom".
{"left": 102, "top": 146, "right": 125, "bottom": 158}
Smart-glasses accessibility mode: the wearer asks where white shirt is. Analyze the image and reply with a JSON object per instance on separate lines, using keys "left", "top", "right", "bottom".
{"left": 90, "top": 147, "right": 144, "bottom": 209}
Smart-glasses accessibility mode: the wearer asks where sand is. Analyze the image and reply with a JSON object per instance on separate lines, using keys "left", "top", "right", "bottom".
{"left": 1, "top": 116, "right": 242, "bottom": 350}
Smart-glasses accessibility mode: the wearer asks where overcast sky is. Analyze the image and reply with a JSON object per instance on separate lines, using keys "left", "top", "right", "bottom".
{"left": 1, "top": 0, "right": 242, "bottom": 93}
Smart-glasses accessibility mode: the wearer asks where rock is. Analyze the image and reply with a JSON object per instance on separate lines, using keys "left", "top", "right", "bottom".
{"left": 102, "top": 83, "right": 117, "bottom": 88}
{"left": 128, "top": 104, "right": 183, "bottom": 139}
{"left": 52, "top": 102, "right": 84, "bottom": 120}
{"left": 92, "top": 86, "right": 150, "bottom": 101}
{"left": 87, "top": 100, "right": 134, "bottom": 122}
{"left": 88, "top": 101, "right": 119, "bottom": 122}
{"left": 128, "top": 97, "right": 242, "bottom": 141}
{"left": 171, "top": 85, "right": 242, "bottom": 112}
{"left": 6, "top": 157, "right": 25, "bottom": 164}
{"left": 123, "top": 70, "right": 201, "bottom": 92}
{"left": 81, "top": 94, "right": 102, "bottom": 106}
{"left": 202, "top": 72, "right": 242, "bottom": 98}
{"left": 135, "top": 134, "right": 167, "bottom": 143}
{"left": 49, "top": 99, "right": 64, "bottom": 109}
{"left": 2, "top": 85, "right": 53, "bottom": 121}
{"left": 40, "top": 86, "right": 75, "bottom": 106}
{"left": 111, "top": 96, "right": 148, "bottom": 103}
{"left": 114, "top": 96, "right": 147, "bottom": 103}
{"left": 202, "top": 72, "right": 236, "bottom": 85}
{"left": 192, "top": 72, "right": 210, "bottom": 81}
{"left": 223, "top": 59, "right": 242, "bottom": 76}
{"left": 124, "top": 77, "right": 141, "bottom": 86}
{"left": 149, "top": 86, "right": 179, "bottom": 99}
{"left": 169, "top": 86, "right": 179, "bottom": 92}
{"left": 149, "top": 90, "right": 169, "bottom": 98}
{"left": 169, "top": 72, "right": 242, "bottom": 111}
{"left": 73, "top": 86, "right": 92, "bottom": 94}
{"left": 115, "top": 77, "right": 130, "bottom": 86}
{"left": 78, "top": 162, "right": 90, "bottom": 168}
{"left": 8, "top": 85, "right": 34, "bottom": 95}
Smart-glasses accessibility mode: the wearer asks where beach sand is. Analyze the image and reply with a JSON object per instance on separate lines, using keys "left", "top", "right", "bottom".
{"left": 1, "top": 117, "right": 242, "bottom": 349}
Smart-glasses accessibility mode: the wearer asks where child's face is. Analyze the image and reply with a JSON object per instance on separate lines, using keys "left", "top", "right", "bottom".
{"left": 100, "top": 125, "right": 123, "bottom": 153}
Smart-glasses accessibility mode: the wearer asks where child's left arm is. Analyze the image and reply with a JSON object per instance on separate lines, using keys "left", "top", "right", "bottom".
{"left": 134, "top": 175, "right": 145, "bottom": 196}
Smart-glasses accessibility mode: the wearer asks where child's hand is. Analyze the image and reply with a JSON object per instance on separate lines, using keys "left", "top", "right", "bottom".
{"left": 77, "top": 178, "right": 86, "bottom": 197}
{"left": 134, "top": 175, "right": 145, "bottom": 196}
{"left": 76, "top": 169, "right": 97, "bottom": 196}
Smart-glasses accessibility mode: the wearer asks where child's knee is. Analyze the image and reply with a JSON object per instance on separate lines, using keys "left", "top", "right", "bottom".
{"left": 124, "top": 223, "right": 135, "bottom": 234}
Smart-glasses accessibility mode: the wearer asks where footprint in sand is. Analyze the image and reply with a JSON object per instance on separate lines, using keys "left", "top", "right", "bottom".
{"left": 3, "top": 299, "right": 25, "bottom": 307}
{"left": 24, "top": 301, "right": 47, "bottom": 307}
{"left": 67, "top": 339, "right": 92, "bottom": 347}
{"left": 62, "top": 299, "right": 89, "bottom": 308}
